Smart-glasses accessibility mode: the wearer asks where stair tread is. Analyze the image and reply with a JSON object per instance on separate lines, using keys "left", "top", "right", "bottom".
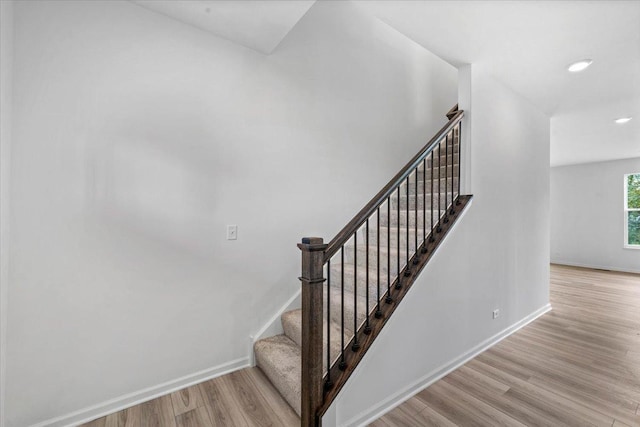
{"left": 254, "top": 334, "right": 301, "bottom": 416}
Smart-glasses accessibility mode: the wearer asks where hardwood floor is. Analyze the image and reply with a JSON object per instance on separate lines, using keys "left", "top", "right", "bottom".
{"left": 81, "top": 368, "right": 299, "bottom": 427}
{"left": 371, "top": 264, "right": 640, "bottom": 427}
{"left": 82, "top": 264, "right": 640, "bottom": 427}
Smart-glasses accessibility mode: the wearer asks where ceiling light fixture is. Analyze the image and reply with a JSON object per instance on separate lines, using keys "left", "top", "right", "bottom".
{"left": 567, "top": 59, "right": 593, "bottom": 73}
{"left": 615, "top": 117, "right": 632, "bottom": 124}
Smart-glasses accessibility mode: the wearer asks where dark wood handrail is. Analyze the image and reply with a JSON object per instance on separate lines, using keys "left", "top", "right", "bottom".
{"left": 323, "top": 109, "right": 464, "bottom": 262}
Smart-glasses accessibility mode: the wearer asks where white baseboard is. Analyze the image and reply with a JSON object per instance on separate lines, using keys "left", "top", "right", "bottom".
{"left": 551, "top": 259, "right": 640, "bottom": 275}
{"left": 344, "top": 303, "right": 552, "bottom": 427}
{"left": 30, "top": 357, "right": 250, "bottom": 427}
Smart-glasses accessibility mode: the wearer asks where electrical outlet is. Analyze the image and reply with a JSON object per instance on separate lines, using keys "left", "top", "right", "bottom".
{"left": 227, "top": 225, "right": 238, "bottom": 240}
{"left": 493, "top": 309, "right": 500, "bottom": 319}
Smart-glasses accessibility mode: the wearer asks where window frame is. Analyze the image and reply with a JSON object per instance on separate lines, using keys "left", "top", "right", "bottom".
{"left": 624, "top": 172, "right": 640, "bottom": 249}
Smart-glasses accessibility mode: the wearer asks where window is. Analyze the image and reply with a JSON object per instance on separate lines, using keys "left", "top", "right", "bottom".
{"left": 624, "top": 173, "right": 640, "bottom": 248}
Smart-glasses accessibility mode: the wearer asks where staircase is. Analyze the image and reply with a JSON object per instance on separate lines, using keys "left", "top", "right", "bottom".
{"left": 254, "top": 106, "right": 472, "bottom": 426}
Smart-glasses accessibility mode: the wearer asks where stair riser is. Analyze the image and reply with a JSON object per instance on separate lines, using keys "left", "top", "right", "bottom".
{"left": 327, "top": 287, "right": 373, "bottom": 336}
{"left": 426, "top": 142, "right": 459, "bottom": 156}
{"left": 329, "top": 265, "right": 408, "bottom": 295}
{"left": 338, "top": 239, "right": 419, "bottom": 264}
{"left": 378, "top": 209, "right": 449, "bottom": 227}
{"left": 416, "top": 164, "right": 459, "bottom": 180}
{"left": 346, "top": 230, "right": 434, "bottom": 254}
{"left": 393, "top": 177, "right": 459, "bottom": 194}
{"left": 390, "top": 192, "right": 457, "bottom": 210}
{"left": 331, "top": 260, "right": 395, "bottom": 279}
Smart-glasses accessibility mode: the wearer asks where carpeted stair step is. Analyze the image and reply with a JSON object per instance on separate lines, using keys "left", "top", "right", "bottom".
{"left": 282, "top": 309, "right": 346, "bottom": 370}
{"left": 254, "top": 334, "right": 301, "bottom": 416}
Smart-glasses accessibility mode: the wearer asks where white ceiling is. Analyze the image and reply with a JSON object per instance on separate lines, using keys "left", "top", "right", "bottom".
{"left": 130, "top": 0, "right": 639, "bottom": 166}
{"left": 360, "top": 1, "right": 640, "bottom": 166}
{"left": 131, "top": 0, "right": 315, "bottom": 54}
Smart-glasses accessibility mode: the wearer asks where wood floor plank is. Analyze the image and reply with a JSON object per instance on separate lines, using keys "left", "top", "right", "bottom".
{"left": 105, "top": 413, "right": 119, "bottom": 427}
{"left": 175, "top": 406, "right": 213, "bottom": 427}
{"left": 83, "top": 417, "right": 106, "bottom": 427}
{"left": 526, "top": 375, "right": 640, "bottom": 426}
{"left": 445, "top": 365, "right": 510, "bottom": 396}
{"left": 411, "top": 405, "right": 458, "bottom": 427}
{"left": 417, "top": 380, "right": 527, "bottom": 427}
{"left": 242, "top": 367, "right": 299, "bottom": 426}
{"left": 170, "top": 385, "right": 205, "bottom": 417}
{"left": 198, "top": 376, "right": 249, "bottom": 427}
{"left": 140, "top": 395, "right": 176, "bottom": 427}
{"left": 488, "top": 340, "right": 640, "bottom": 402}
{"left": 117, "top": 406, "right": 141, "bottom": 427}
{"left": 221, "top": 369, "right": 286, "bottom": 427}
{"left": 391, "top": 397, "right": 428, "bottom": 418}
{"left": 377, "top": 400, "right": 430, "bottom": 426}
{"left": 502, "top": 387, "right": 612, "bottom": 427}
{"left": 368, "top": 418, "right": 392, "bottom": 427}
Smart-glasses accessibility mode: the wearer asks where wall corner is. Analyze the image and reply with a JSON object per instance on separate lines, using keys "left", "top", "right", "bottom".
{"left": 457, "top": 64, "right": 472, "bottom": 195}
{"left": 0, "top": 1, "right": 14, "bottom": 425}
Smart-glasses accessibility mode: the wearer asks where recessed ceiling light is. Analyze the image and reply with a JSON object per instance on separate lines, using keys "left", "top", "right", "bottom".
{"left": 615, "top": 117, "right": 632, "bottom": 124}
{"left": 567, "top": 59, "right": 593, "bottom": 72}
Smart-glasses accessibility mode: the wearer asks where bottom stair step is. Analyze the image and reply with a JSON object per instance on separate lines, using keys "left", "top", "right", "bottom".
{"left": 254, "top": 335, "right": 301, "bottom": 416}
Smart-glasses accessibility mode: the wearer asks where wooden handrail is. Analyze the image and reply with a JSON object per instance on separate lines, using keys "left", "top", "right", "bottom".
{"left": 323, "top": 109, "right": 464, "bottom": 262}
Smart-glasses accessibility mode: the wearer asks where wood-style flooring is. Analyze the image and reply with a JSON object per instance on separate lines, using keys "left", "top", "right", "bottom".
{"left": 81, "top": 367, "right": 299, "bottom": 427}
{"left": 82, "top": 264, "right": 640, "bottom": 426}
{"left": 371, "top": 264, "right": 640, "bottom": 427}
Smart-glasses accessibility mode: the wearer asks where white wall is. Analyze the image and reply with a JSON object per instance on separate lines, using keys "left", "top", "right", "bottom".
{"left": 551, "top": 157, "right": 640, "bottom": 273}
{"left": 6, "top": 1, "right": 457, "bottom": 425}
{"left": 1, "top": 2, "right": 14, "bottom": 426}
{"left": 328, "top": 64, "right": 551, "bottom": 426}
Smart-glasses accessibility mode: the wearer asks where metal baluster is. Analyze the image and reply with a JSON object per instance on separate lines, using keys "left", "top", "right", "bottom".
{"left": 444, "top": 133, "right": 449, "bottom": 224}
{"left": 430, "top": 151, "right": 435, "bottom": 242}
{"left": 339, "top": 247, "right": 346, "bottom": 370}
{"left": 398, "top": 175, "right": 411, "bottom": 283}
{"left": 376, "top": 207, "right": 382, "bottom": 317}
{"left": 437, "top": 142, "right": 442, "bottom": 233}
{"left": 353, "top": 232, "right": 359, "bottom": 351}
{"left": 386, "top": 197, "right": 393, "bottom": 304}
{"left": 396, "top": 186, "right": 401, "bottom": 288}
{"left": 422, "top": 157, "right": 428, "bottom": 253}
{"left": 364, "top": 220, "right": 371, "bottom": 334}
{"left": 413, "top": 168, "right": 419, "bottom": 264}
{"left": 325, "top": 260, "right": 332, "bottom": 389}
{"left": 450, "top": 128, "right": 456, "bottom": 215}
{"left": 456, "top": 123, "right": 462, "bottom": 206}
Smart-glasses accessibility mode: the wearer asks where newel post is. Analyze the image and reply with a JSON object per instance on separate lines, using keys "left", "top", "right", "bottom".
{"left": 298, "top": 237, "right": 327, "bottom": 427}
